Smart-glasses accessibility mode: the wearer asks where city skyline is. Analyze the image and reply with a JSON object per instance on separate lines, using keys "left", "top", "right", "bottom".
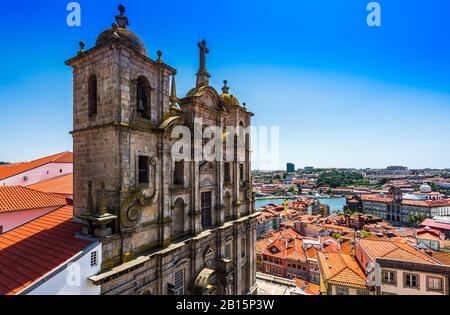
{"left": 1, "top": 0, "right": 449, "bottom": 169}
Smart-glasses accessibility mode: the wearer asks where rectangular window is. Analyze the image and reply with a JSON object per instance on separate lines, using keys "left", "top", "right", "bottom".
{"left": 201, "top": 192, "right": 213, "bottom": 229}
{"left": 278, "top": 269, "right": 283, "bottom": 276}
{"left": 138, "top": 156, "right": 149, "bottom": 185}
{"left": 382, "top": 270, "right": 397, "bottom": 285}
{"left": 404, "top": 273, "right": 419, "bottom": 289}
{"left": 265, "top": 265, "right": 270, "bottom": 273}
{"left": 224, "top": 163, "right": 231, "bottom": 183}
{"left": 174, "top": 270, "right": 185, "bottom": 295}
{"left": 241, "top": 238, "right": 246, "bottom": 258}
{"left": 239, "top": 164, "right": 244, "bottom": 185}
{"left": 174, "top": 161, "right": 185, "bottom": 186}
{"left": 427, "top": 276, "right": 443, "bottom": 292}
{"left": 90, "top": 251, "right": 98, "bottom": 267}
{"left": 225, "top": 243, "right": 232, "bottom": 260}
{"left": 357, "top": 289, "right": 370, "bottom": 295}
{"left": 336, "top": 286, "right": 349, "bottom": 295}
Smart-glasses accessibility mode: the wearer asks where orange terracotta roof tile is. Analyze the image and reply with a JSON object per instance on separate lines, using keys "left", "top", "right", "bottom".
{"left": 317, "top": 252, "right": 367, "bottom": 289}
{"left": 0, "top": 152, "right": 73, "bottom": 181}
{"left": 0, "top": 186, "right": 68, "bottom": 213}
{"left": 358, "top": 239, "right": 438, "bottom": 265}
{"left": 0, "top": 206, "right": 91, "bottom": 295}
{"left": 429, "top": 252, "right": 450, "bottom": 266}
{"left": 28, "top": 173, "right": 73, "bottom": 196}
{"left": 294, "top": 279, "right": 320, "bottom": 295}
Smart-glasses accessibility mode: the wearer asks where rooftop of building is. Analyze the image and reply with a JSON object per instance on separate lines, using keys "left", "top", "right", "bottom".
{"left": 0, "top": 206, "right": 91, "bottom": 295}
{"left": 0, "top": 186, "right": 68, "bottom": 214}
{"left": 0, "top": 152, "right": 73, "bottom": 181}
{"left": 28, "top": 173, "right": 73, "bottom": 197}
{"left": 357, "top": 238, "right": 439, "bottom": 265}
{"left": 316, "top": 251, "right": 367, "bottom": 289}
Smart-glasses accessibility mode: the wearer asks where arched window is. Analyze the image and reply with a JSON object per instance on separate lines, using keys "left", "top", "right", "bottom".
{"left": 136, "top": 76, "right": 151, "bottom": 119}
{"left": 174, "top": 160, "right": 185, "bottom": 186}
{"left": 88, "top": 75, "right": 98, "bottom": 117}
{"left": 224, "top": 191, "right": 232, "bottom": 219}
{"left": 173, "top": 198, "right": 185, "bottom": 237}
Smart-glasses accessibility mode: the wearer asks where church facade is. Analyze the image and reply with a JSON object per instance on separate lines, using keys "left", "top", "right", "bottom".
{"left": 65, "top": 5, "right": 258, "bottom": 295}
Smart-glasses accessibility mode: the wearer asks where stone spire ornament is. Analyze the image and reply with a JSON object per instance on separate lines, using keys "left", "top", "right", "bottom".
{"left": 80, "top": 181, "right": 117, "bottom": 238}
{"left": 157, "top": 50, "right": 163, "bottom": 64}
{"left": 115, "top": 4, "right": 129, "bottom": 29}
{"left": 78, "top": 41, "right": 85, "bottom": 55}
{"left": 86, "top": 181, "right": 94, "bottom": 214}
{"left": 222, "top": 80, "right": 230, "bottom": 94}
{"left": 196, "top": 40, "right": 211, "bottom": 87}
{"left": 170, "top": 72, "right": 179, "bottom": 109}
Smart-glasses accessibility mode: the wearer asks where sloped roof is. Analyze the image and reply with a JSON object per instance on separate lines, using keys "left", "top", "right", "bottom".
{"left": 28, "top": 173, "right": 73, "bottom": 196}
{"left": 358, "top": 239, "right": 438, "bottom": 264}
{"left": 0, "top": 206, "right": 91, "bottom": 295}
{"left": 0, "top": 186, "right": 68, "bottom": 213}
{"left": 317, "top": 251, "right": 367, "bottom": 289}
{"left": 0, "top": 152, "right": 73, "bottom": 180}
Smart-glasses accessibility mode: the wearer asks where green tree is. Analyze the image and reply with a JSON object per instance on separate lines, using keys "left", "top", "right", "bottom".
{"left": 407, "top": 213, "right": 426, "bottom": 227}
{"left": 317, "top": 170, "right": 363, "bottom": 188}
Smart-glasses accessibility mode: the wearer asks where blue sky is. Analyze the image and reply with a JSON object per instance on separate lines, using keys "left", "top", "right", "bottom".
{"left": 0, "top": 0, "right": 449, "bottom": 169}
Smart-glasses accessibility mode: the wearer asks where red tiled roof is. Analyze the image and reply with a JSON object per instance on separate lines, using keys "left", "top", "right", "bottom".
{"left": 256, "top": 228, "right": 306, "bottom": 261}
{"left": 420, "top": 219, "right": 450, "bottom": 231}
{"left": 0, "top": 206, "right": 90, "bottom": 295}
{"left": 294, "top": 278, "right": 320, "bottom": 295}
{"left": 28, "top": 173, "right": 73, "bottom": 197}
{"left": 361, "top": 194, "right": 450, "bottom": 207}
{"left": 358, "top": 239, "right": 439, "bottom": 265}
{"left": 0, "top": 186, "right": 68, "bottom": 213}
{"left": 0, "top": 152, "right": 73, "bottom": 180}
{"left": 317, "top": 252, "right": 367, "bottom": 289}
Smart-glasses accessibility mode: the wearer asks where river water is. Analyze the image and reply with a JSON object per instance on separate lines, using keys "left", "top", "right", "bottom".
{"left": 255, "top": 197, "right": 346, "bottom": 213}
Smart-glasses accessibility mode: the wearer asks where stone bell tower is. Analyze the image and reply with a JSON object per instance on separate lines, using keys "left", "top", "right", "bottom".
{"left": 66, "top": 5, "right": 258, "bottom": 295}
{"left": 66, "top": 5, "right": 177, "bottom": 268}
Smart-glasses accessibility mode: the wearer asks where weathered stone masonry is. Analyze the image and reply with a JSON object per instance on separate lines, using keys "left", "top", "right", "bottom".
{"left": 65, "top": 5, "right": 258, "bottom": 295}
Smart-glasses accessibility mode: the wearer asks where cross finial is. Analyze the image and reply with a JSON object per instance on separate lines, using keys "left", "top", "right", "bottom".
{"left": 196, "top": 39, "right": 211, "bottom": 87}
{"left": 198, "top": 40, "right": 209, "bottom": 71}
{"left": 115, "top": 4, "right": 129, "bottom": 29}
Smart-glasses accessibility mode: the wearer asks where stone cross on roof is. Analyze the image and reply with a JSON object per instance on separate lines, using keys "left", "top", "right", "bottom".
{"left": 198, "top": 40, "right": 209, "bottom": 71}
{"left": 196, "top": 40, "right": 211, "bottom": 87}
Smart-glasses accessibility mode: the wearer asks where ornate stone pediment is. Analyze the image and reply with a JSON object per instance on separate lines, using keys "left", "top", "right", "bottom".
{"left": 185, "top": 85, "right": 222, "bottom": 111}
{"left": 199, "top": 161, "right": 216, "bottom": 171}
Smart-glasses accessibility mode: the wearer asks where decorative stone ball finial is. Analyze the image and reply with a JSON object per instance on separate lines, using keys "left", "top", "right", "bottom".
{"left": 115, "top": 4, "right": 129, "bottom": 29}
{"left": 78, "top": 41, "right": 85, "bottom": 54}
{"left": 243, "top": 102, "right": 247, "bottom": 109}
{"left": 157, "top": 50, "right": 163, "bottom": 63}
{"left": 222, "top": 80, "right": 230, "bottom": 94}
